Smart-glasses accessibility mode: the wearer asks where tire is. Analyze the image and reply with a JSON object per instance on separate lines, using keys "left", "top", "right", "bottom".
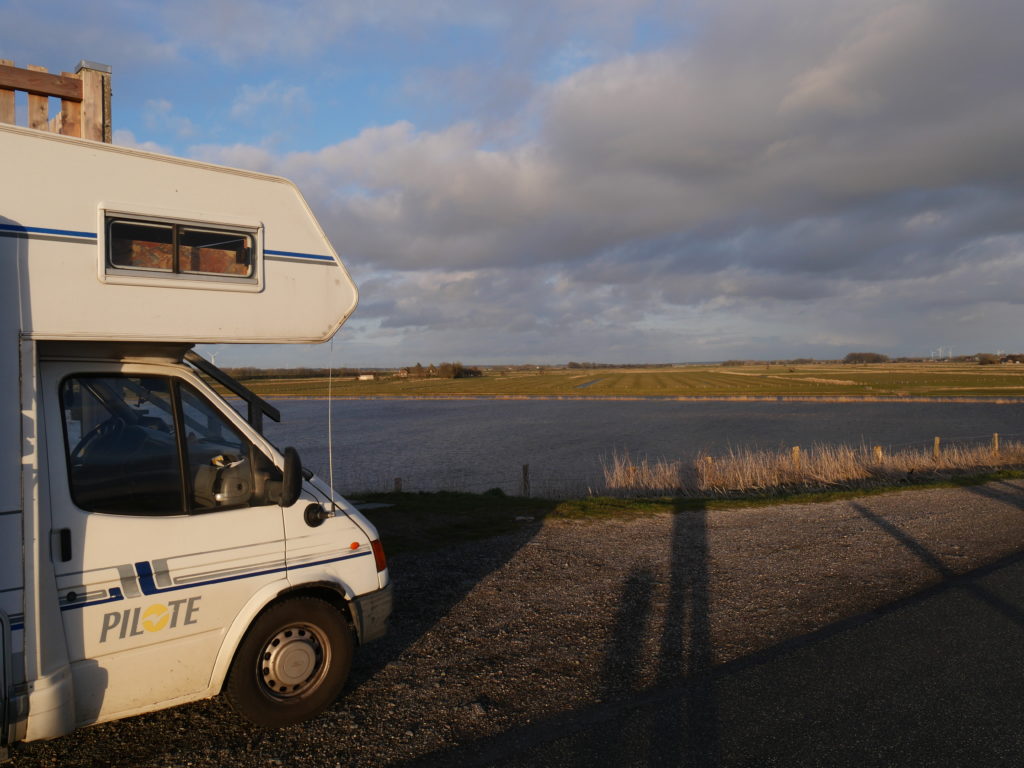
{"left": 225, "top": 597, "right": 353, "bottom": 727}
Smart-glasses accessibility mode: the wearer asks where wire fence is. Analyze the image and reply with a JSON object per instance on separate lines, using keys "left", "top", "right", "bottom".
{"left": 337, "top": 463, "right": 601, "bottom": 499}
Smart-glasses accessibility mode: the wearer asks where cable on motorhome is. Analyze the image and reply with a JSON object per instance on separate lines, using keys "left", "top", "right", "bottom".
{"left": 327, "top": 336, "right": 336, "bottom": 512}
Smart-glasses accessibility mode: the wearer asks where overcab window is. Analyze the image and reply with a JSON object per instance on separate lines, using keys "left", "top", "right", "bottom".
{"left": 107, "top": 217, "right": 255, "bottom": 279}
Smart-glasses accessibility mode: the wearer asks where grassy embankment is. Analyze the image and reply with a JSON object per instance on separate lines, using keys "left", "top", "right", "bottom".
{"left": 234, "top": 362, "right": 1024, "bottom": 401}
{"left": 360, "top": 467, "right": 1024, "bottom": 556}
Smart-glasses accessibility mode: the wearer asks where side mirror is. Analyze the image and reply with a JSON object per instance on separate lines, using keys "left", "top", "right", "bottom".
{"left": 281, "top": 446, "right": 302, "bottom": 507}
{"left": 212, "top": 459, "right": 252, "bottom": 506}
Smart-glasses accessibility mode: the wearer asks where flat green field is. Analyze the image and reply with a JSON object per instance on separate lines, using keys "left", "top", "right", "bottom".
{"left": 234, "top": 362, "right": 1024, "bottom": 400}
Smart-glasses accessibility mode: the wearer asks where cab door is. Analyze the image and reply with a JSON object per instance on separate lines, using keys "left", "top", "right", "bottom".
{"left": 41, "top": 361, "right": 286, "bottom": 725}
{"left": 1, "top": 610, "right": 9, "bottom": 758}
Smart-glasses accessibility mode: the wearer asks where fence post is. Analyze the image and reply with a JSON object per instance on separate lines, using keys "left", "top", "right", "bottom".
{"left": 993, "top": 433, "right": 1000, "bottom": 455}
{"left": 873, "top": 445, "right": 883, "bottom": 463}
{"left": 393, "top": 477, "right": 402, "bottom": 493}
{"left": 521, "top": 464, "right": 530, "bottom": 497}
{"left": 791, "top": 445, "right": 801, "bottom": 469}
{"left": 0, "top": 59, "right": 14, "bottom": 126}
{"left": 933, "top": 436, "right": 940, "bottom": 461}
{"left": 76, "top": 60, "right": 112, "bottom": 142}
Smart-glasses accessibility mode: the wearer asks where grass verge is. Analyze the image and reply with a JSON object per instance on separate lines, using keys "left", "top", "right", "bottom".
{"left": 356, "top": 468, "right": 1024, "bottom": 555}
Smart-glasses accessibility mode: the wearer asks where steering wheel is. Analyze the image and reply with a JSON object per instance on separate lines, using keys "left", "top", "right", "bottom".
{"left": 72, "top": 417, "right": 126, "bottom": 459}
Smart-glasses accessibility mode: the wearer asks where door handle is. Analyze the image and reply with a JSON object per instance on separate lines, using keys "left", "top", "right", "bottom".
{"left": 57, "top": 528, "right": 72, "bottom": 562}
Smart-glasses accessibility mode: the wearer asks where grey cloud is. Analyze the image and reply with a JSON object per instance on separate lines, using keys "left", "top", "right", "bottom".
{"left": 544, "top": 2, "right": 1024, "bottom": 227}
{"left": 258, "top": 0, "right": 1023, "bottom": 281}
{"left": 0, "top": 0, "right": 181, "bottom": 70}
{"left": 191, "top": 0, "right": 1024, "bottom": 362}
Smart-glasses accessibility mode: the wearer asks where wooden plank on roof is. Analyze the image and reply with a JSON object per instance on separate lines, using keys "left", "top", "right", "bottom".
{"left": 0, "top": 62, "right": 83, "bottom": 100}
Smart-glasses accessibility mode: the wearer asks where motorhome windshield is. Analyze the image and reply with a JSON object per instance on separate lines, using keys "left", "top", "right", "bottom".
{"left": 59, "top": 374, "right": 280, "bottom": 515}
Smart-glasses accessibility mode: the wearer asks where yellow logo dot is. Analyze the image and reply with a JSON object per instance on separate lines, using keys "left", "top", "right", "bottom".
{"left": 142, "top": 603, "right": 169, "bottom": 632}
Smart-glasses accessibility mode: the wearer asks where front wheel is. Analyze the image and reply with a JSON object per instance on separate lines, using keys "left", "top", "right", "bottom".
{"left": 225, "top": 597, "right": 353, "bottom": 726}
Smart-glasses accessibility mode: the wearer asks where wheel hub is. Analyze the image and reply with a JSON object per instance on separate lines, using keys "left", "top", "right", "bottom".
{"left": 260, "top": 624, "right": 330, "bottom": 698}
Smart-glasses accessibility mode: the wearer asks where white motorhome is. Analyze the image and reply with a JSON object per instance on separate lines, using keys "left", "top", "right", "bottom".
{"left": 0, "top": 122, "right": 391, "bottom": 755}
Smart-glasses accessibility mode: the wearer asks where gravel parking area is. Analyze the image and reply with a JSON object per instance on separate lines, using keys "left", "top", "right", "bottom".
{"left": 13, "top": 479, "right": 1024, "bottom": 767}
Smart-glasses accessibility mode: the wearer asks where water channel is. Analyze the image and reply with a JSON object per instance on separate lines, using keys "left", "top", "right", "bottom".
{"left": 261, "top": 399, "right": 1024, "bottom": 496}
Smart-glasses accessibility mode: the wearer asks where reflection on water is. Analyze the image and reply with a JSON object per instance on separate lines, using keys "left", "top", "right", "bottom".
{"left": 261, "top": 399, "right": 1024, "bottom": 495}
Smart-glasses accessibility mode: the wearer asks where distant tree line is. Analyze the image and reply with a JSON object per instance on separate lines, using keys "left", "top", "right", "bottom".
{"left": 975, "top": 353, "right": 1024, "bottom": 365}
{"left": 224, "top": 366, "right": 367, "bottom": 380}
{"left": 841, "top": 352, "right": 1024, "bottom": 365}
{"left": 722, "top": 358, "right": 822, "bottom": 366}
{"left": 842, "top": 352, "right": 891, "bottom": 364}
{"left": 566, "top": 362, "right": 674, "bottom": 369}
{"left": 405, "top": 362, "right": 482, "bottom": 379}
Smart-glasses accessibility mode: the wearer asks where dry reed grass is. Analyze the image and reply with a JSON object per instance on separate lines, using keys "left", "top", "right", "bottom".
{"left": 601, "top": 440, "right": 1024, "bottom": 497}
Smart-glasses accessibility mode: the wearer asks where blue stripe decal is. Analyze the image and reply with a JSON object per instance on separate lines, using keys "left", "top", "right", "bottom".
{"left": 11, "top": 622, "right": 22, "bottom": 631}
{"left": 265, "top": 248, "right": 335, "bottom": 262}
{"left": 135, "top": 551, "right": 371, "bottom": 596}
{"left": 55, "top": 551, "right": 372, "bottom": 613}
{"left": 0, "top": 223, "right": 96, "bottom": 239}
{"left": 289, "top": 551, "right": 373, "bottom": 573}
{"left": 1, "top": 227, "right": 330, "bottom": 263}
{"left": 60, "top": 587, "right": 125, "bottom": 613}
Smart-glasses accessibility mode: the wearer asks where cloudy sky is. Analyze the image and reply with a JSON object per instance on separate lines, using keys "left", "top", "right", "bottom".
{"left": 5, "top": 0, "right": 1024, "bottom": 367}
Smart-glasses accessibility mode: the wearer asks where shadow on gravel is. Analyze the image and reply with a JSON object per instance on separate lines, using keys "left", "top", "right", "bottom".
{"left": 11, "top": 497, "right": 563, "bottom": 768}
{"left": 347, "top": 498, "right": 562, "bottom": 694}
{"left": 17, "top": 487, "right": 1024, "bottom": 767}
{"left": 963, "top": 478, "right": 1024, "bottom": 511}
{"left": 632, "top": 502, "right": 718, "bottom": 765}
{"left": 556, "top": 502, "right": 718, "bottom": 767}
{"left": 849, "top": 501, "right": 1024, "bottom": 628}
{"left": 403, "top": 499, "right": 1024, "bottom": 768}
{"left": 403, "top": 501, "right": 721, "bottom": 768}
